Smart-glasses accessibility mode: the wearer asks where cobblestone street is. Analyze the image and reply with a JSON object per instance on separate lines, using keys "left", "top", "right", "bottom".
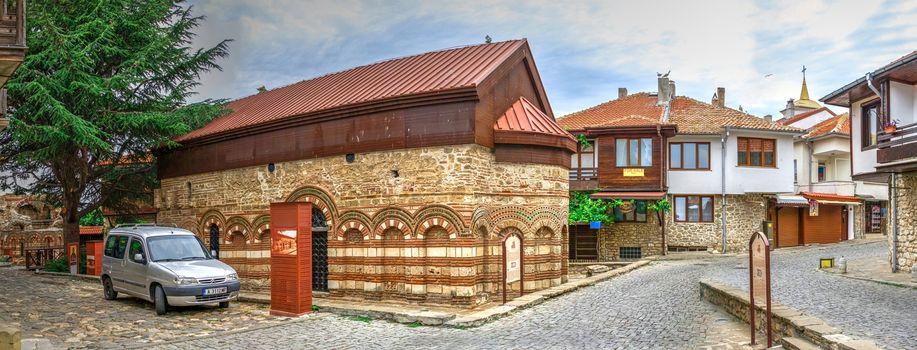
{"left": 3, "top": 240, "right": 911, "bottom": 349}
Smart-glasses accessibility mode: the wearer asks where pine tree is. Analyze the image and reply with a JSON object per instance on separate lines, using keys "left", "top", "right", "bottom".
{"left": 0, "top": 0, "right": 231, "bottom": 248}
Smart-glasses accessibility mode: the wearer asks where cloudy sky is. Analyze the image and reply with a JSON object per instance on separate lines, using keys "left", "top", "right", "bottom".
{"left": 187, "top": 0, "right": 917, "bottom": 118}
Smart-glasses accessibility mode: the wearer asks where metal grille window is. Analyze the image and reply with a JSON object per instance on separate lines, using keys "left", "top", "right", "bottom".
{"left": 619, "top": 247, "right": 642, "bottom": 259}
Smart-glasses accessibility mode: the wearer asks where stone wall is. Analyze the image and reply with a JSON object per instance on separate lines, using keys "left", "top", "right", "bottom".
{"left": 155, "top": 144, "right": 569, "bottom": 307}
{"left": 665, "top": 194, "right": 767, "bottom": 253}
{"left": 596, "top": 212, "right": 664, "bottom": 260}
{"left": 853, "top": 204, "right": 865, "bottom": 240}
{"left": 891, "top": 171, "right": 917, "bottom": 272}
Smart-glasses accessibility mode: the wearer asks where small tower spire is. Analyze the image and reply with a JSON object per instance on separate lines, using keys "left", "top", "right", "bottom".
{"left": 799, "top": 65, "right": 811, "bottom": 101}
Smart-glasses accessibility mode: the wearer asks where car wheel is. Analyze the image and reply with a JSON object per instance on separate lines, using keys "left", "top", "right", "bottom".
{"left": 154, "top": 285, "right": 168, "bottom": 315}
{"left": 102, "top": 277, "right": 118, "bottom": 300}
{"left": 219, "top": 301, "right": 230, "bottom": 308}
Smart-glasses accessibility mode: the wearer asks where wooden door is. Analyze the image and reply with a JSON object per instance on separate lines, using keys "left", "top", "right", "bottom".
{"left": 568, "top": 225, "right": 598, "bottom": 260}
{"left": 776, "top": 207, "right": 800, "bottom": 248}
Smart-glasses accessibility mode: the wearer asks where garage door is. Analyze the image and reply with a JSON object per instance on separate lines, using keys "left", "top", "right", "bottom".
{"left": 776, "top": 207, "right": 801, "bottom": 248}
{"left": 803, "top": 205, "right": 845, "bottom": 244}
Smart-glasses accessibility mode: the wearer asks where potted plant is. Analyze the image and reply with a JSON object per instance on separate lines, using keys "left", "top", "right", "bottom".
{"left": 884, "top": 119, "right": 900, "bottom": 134}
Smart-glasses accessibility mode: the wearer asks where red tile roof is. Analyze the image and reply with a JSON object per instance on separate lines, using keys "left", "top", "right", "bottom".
{"left": 80, "top": 226, "right": 104, "bottom": 235}
{"left": 777, "top": 107, "right": 836, "bottom": 126}
{"left": 179, "top": 40, "right": 529, "bottom": 142}
{"left": 558, "top": 93, "right": 802, "bottom": 134}
{"left": 494, "top": 97, "right": 573, "bottom": 139}
{"left": 802, "top": 113, "right": 849, "bottom": 139}
{"left": 800, "top": 192, "right": 860, "bottom": 203}
{"left": 557, "top": 93, "right": 666, "bottom": 130}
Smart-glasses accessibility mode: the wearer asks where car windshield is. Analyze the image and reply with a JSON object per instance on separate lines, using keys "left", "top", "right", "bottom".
{"left": 148, "top": 235, "right": 212, "bottom": 262}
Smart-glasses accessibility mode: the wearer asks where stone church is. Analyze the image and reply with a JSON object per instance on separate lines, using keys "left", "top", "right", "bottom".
{"left": 154, "top": 39, "right": 576, "bottom": 306}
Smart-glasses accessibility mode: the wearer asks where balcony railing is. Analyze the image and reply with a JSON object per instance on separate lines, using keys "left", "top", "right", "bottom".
{"left": 877, "top": 121, "right": 917, "bottom": 164}
{"left": 0, "top": 0, "right": 25, "bottom": 47}
{"left": 569, "top": 167, "right": 597, "bottom": 181}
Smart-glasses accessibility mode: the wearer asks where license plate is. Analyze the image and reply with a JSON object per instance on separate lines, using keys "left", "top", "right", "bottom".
{"left": 203, "top": 287, "right": 227, "bottom": 296}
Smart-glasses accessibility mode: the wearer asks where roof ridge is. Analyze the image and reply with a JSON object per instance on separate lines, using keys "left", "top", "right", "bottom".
{"left": 559, "top": 92, "right": 654, "bottom": 120}
{"left": 230, "top": 39, "right": 527, "bottom": 106}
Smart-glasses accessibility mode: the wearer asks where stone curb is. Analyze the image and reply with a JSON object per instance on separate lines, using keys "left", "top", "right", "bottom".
{"left": 443, "top": 259, "right": 651, "bottom": 328}
{"left": 699, "top": 280, "right": 881, "bottom": 350}
{"left": 34, "top": 270, "right": 101, "bottom": 282}
{"left": 816, "top": 268, "right": 917, "bottom": 290}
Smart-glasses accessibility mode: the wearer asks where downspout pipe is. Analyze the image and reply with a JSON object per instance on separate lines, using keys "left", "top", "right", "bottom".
{"left": 867, "top": 72, "right": 897, "bottom": 272}
{"left": 807, "top": 140, "right": 814, "bottom": 192}
{"left": 721, "top": 126, "right": 729, "bottom": 254}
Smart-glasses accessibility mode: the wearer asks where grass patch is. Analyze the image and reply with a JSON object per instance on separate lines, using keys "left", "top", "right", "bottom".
{"left": 407, "top": 321, "right": 422, "bottom": 328}
{"left": 312, "top": 305, "right": 319, "bottom": 312}
{"left": 348, "top": 315, "right": 373, "bottom": 323}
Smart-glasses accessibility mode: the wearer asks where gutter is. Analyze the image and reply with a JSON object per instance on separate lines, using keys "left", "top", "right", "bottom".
{"left": 721, "top": 126, "right": 729, "bottom": 254}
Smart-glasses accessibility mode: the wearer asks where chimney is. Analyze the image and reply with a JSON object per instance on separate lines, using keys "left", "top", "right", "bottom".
{"left": 668, "top": 81, "right": 676, "bottom": 100}
{"left": 764, "top": 114, "right": 773, "bottom": 122}
{"left": 715, "top": 87, "right": 726, "bottom": 107}
{"left": 618, "top": 87, "right": 628, "bottom": 99}
{"left": 657, "top": 75, "right": 671, "bottom": 105}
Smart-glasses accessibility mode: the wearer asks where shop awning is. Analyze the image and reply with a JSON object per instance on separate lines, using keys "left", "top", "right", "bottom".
{"left": 800, "top": 192, "right": 862, "bottom": 205}
{"left": 591, "top": 192, "right": 666, "bottom": 200}
{"left": 775, "top": 194, "right": 809, "bottom": 207}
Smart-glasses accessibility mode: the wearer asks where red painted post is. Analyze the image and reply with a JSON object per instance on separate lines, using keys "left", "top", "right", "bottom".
{"left": 269, "top": 202, "right": 313, "bottom": 317}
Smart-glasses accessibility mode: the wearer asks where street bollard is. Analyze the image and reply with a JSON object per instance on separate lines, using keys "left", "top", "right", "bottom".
{"left": 837, "top": 256, "right": 847, "bottom": 274}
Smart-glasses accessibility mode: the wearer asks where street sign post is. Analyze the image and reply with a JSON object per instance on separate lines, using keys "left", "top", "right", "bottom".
{"left": 749, "top": 231, "right": 773, "bottom": 347}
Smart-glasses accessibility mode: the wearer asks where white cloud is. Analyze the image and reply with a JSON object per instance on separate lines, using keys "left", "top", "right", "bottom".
{"left": 186, "top": 0, "right": 915, "bottom": 118}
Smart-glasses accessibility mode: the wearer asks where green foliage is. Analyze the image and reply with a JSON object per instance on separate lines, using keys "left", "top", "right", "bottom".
{"left": 348, "top": 315, "right": 373, "bottom": 323}
{"left": 312, "top": 305, "right": 319, "bottom": 312}
{"left": 79, "top": 208, "right": 104, "bottom": 226}
{"left": 44, "top": 256, "right": 69, "bottom": 273}
{"left": 576, "top": 134, "right": 591, "bottom": 149}
{"left": 0, "top": 255, "right": 11, "bottom": 263}
{"left": 647, "top": 199, "right": 671, "bottom": 213}
{"left": 568, "top": 191, "right": 620, "bottom": 225}
{"left": 0, "top": 0, "right": 231, "bottom": 242}
{"left": 407, "top": 321, "right": 423, "bottom": 328}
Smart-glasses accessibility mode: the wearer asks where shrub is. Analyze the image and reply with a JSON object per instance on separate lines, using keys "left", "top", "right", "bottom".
{"left": 45, "top": 256, "right": 69, "bottom": 273}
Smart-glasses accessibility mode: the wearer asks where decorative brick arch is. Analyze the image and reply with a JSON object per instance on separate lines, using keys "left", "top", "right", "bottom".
{"left": 285, "top": 186, "right": 338, "bottom": 228}
{"left": 198, "top": 209, "right": 226, "bottom": 234}
{"left": 250, "top": 215, "right": 271, "bottom": 243}
{"left": 530, "top": 207, "right": 566, "bottom": 240}
{"left": 336, "top": 216, "right": 372, "bottom": 241}
{"left": 498, "top": 226, "right": 525, "bottom": 240}
{"left": 471, "top": 207, "right": 492, "bottom": 239}
{"left": 372, "top": 207, "right": 416, "bottom": 238}
{"left": 224, "top": 216, "right": 253, "bottom": 244}
{"left": 375, "top": 218, "right": 411, "bottom": 239}
{"left": 414, "top": 205, "right": 464, "bottom": 238}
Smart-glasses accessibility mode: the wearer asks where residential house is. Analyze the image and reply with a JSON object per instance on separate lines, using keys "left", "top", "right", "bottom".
{"left": 774, "top": 76, "right": 888, "bottom": 248}
{"left": 821, "top": 50, "right": 917, "bottom": 273}
{"left": 559, "top": 76, "right": 802, "bottom": 260}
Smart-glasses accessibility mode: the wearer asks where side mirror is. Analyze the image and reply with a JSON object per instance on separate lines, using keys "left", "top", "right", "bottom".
{"left": 134, "top": 253, "right": 145, "bottom": 263}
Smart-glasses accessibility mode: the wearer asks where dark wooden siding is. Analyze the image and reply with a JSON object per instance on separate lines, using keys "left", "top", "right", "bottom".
{"left": 596, "top": 134, "right": 664, "bottom": 190}
{"left": 494, "top": 144, "right": 571, "bottom": 167}
{"left": 474, "top": 54, "right": 544, "bottom": 149}
{"left": 159, "top": 101, "right": 477, "bottom": 179}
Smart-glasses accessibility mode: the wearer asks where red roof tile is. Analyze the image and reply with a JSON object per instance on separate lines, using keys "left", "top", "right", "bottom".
{"left": 802, "top": 113, "right": 849, "bottom": 139}
{"left": 559, "top": 93, "right": 802, "bottom": 134}
{"left": 494, "top": 97, "right": 573, "bottom": 139}
{"left": 800, "top": 192, "right": 860, "bottom": 203}
{"left": 777, "top": 107, "right": 836, "bottom": 126}
{"left": 178, "top": 40, "right": 529, "bottom": 142}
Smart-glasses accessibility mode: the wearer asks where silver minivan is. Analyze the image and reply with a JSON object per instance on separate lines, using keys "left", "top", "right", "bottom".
{"left": 101, "top": 224, "right": 240, "bottom": 315}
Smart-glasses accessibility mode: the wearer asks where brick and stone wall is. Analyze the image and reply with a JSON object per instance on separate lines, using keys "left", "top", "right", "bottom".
{"left": 853, "top": 204, "right": 865, "bottom": 240}
{"left": 156, "top": 144, "right": 569, "bottom": 307}
{"left": 665, "top": 194, "right": 767, "bottom": 253}
{"left": 596, "top": 213, "right": 664, "bottom": 260}
{"left": 891, "top": 171, "right": 917, "bottom": 272}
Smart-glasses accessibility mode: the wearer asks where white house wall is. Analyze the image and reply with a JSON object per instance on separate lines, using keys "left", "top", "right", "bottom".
{"left": 850, "top": 96, "right": 880, "bottom": 176}
{"left": 889, "top": 81, "right": 916, "bottom": 125}
{"left": 786, "top": 109, "right": 836, "bottom": 129}
{"left": 667, "top": 131, "right": 795, "bottom": 195}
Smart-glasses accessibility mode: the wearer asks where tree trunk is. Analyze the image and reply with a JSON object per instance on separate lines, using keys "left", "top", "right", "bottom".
{"left": 62, "top": 202, "right": 80, "bottom": 253}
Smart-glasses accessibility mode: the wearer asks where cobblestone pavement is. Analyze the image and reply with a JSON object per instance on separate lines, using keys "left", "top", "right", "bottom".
{"left": 151, "top": 259, "right": 750, "bottom": 350}
{"left": 0, "top": 268, "right": 286, "bottom": 349}
{"left": 704, "top": 240, "right": 917, "bottom": 350}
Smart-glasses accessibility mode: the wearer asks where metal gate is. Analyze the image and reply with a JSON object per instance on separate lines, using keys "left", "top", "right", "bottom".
{"left": 311, "top": 207, "right": 329, "bottom": 292}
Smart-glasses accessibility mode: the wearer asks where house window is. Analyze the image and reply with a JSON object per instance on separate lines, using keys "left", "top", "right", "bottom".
{"left": 616, "top": 138, "right": 652, "bottom": 167}
{"left": 817, "top": 162, "right": 826, "bottom": 182}
{"left": 737, "top": 137, "right": 776, "bottom": 167}
{"left": 571, "top": 139, "right": 596, "bottom": 169}
{"left": 673, "top": 195, "right": 715, "bottom": 222}
{"left": 613, "top": 200, "right": 647, "bottom": 222}
{"left": 861, "top": 101, "right": 879, "bottom": 148}
{"left": 670, "top": 142, "right": 710, "bottom": 170}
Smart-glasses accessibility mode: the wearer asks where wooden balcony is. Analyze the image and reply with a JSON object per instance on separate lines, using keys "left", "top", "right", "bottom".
{"left": 877, "top": 121, "right": 917, "bottom": 166}
{"left": 0, "top": 0, "right": 25, "bottom": 87}
{"left": 569, "top": 167, "right": 598, "bottom": 181}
